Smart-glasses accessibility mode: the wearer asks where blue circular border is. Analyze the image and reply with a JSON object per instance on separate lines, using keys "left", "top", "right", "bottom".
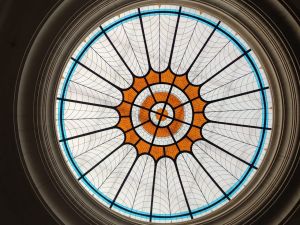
{"left": 57, "top": 8, "right": 269, "bottom": 221}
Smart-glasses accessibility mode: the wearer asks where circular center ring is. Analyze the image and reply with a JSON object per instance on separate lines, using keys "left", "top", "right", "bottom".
{"left": 139, "top": 91, "right": 185, "bottom": 138}
{"left": 150, "top": 103, "right": 174, "bottom": 127}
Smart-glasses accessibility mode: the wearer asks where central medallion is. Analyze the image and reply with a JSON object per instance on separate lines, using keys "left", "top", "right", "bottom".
{"left": 116, "top": 69, "right": 207, "bottom": 161}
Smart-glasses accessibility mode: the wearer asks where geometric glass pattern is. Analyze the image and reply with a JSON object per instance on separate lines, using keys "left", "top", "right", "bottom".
{"left": 56, "top": 5, "right": 273, "bottom": 223}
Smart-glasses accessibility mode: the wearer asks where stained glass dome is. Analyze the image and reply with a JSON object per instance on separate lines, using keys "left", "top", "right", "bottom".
{"left": 56, "top": 4, "right": 272, "bottom": 223}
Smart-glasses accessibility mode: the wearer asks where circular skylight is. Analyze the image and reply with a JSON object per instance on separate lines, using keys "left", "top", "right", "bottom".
{"left": 56, "top": 4, "right": 272, "bottom": 223}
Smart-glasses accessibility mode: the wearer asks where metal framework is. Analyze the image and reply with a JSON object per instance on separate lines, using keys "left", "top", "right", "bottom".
{"left": 56, "top": 5, "right": 273, "bottom": 223}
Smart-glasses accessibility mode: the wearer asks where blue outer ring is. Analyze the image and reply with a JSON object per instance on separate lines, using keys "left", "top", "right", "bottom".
{"left": 57, "top": 8, "right": 269, "bottom": 221}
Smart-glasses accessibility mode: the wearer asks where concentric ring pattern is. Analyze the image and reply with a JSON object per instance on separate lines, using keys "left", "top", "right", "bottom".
{"left": 56, "top": 5, "right": 273, "bottom": 223}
